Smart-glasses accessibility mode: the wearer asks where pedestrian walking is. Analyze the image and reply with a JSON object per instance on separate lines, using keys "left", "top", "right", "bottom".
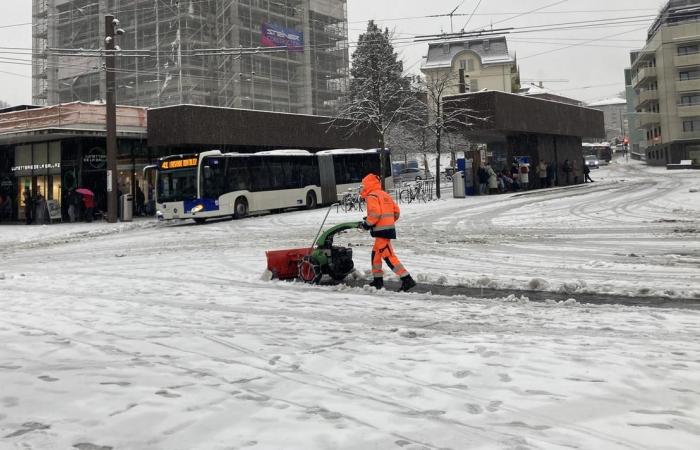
{"left": 23, "top": 188, "right": 33, "bottom": 225}
{"left": 358, "top": 173, "right": 416, "bottom": 292}
{"left": 562, "top": 159, "right": 572, "bottom": 185}
{"left": 477, "top": 166, "right": 489, "bottom": 195}
{"left": 583, "top": 159, "right": 594, "bottom": 183}
{"left": 546, "top": 161, "right": 557, "bottom": 187}
{"left": 486, "top": 163, "right": 498, "bottom": 194}
{"left": 537, "top": 161, "right": 548, "bottom": 189}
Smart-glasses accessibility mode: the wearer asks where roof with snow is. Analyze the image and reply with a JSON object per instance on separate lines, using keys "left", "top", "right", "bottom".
{"left": 587, "top": 97, "right": 627, "bottom": 107}
{"left": 421, "top": 35, "right": 514, "bottom": 70}
{"left": 518, "top": 83, "right": 556, "bottom": 96}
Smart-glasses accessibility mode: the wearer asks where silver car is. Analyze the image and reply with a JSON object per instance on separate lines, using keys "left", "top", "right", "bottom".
{"left": 584, "top": 155, "right": 599, "bottom": 169}
{"left": 395, "top": 167, "right": 428, "bottom": 182}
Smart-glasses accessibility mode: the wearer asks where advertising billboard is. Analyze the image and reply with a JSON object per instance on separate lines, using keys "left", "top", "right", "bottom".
{"left": 261, "top": 23, "right": 304, "bottom": 52}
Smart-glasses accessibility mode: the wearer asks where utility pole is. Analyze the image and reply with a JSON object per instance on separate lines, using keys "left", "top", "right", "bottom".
{"left": 105, "top": 15, "right": 124, "bottom": 223}
{"left": 177, "top": 1, "right": 183, "bottom": 104}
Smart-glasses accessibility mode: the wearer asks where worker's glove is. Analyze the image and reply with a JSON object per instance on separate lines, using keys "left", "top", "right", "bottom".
{"left": 358, "top": 220, "right": 371, "bottom": 230}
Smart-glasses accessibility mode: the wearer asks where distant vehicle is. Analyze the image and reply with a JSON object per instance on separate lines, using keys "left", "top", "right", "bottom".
{"left": 395, "top": 167, "right": 428, "bottom": 183}
{"left": 392, "top": 159, "right": 419, "bottom": 177}
{"left": 582, "top": 143, "right": 613, "bottom": 165}
{"left": 584, "top": 155, "right": 600, "bottom": 169}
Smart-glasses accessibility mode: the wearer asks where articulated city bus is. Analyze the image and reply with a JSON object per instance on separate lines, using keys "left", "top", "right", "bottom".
{"left": 155, "top": 149, "right": 392, "bottom": 223}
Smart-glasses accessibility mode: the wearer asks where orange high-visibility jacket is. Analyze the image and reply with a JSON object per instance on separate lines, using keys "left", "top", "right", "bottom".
{"left": 360, "top": 173, "right": 400, "bottom": 239}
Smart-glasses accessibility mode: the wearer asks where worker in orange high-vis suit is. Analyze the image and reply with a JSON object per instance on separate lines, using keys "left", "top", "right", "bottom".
{"left": 358, "top": 173, "right": 416, "bottom": 292}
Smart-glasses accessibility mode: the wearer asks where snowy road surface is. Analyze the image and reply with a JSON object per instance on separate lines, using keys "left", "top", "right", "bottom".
{"left": 1, "top": 159, "right": 699, "bottom": 449}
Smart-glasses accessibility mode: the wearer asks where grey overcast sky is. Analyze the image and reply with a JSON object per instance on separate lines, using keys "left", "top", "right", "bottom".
{"left": 0, "top": 0, "right": 666, "bottom": 106}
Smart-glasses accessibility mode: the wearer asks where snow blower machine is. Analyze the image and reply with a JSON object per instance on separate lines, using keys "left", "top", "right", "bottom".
{"left": 265, "top": 220, "right": 359, "bottom": 284}
{"left": 265, "top": 203, "right": 363, "bottom": 284}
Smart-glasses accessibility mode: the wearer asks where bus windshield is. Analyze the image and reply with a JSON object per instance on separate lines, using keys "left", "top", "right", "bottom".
{"left": 157, "top": 167, "right": 197, "bottom": 202}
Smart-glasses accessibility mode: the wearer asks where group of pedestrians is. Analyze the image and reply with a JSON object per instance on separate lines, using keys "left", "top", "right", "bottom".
{"left": 477, "top": 157, "right": 593, "bottom": 195}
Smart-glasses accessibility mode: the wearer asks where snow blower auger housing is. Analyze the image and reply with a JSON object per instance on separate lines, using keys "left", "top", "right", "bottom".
{"left": 265, "top": 222, "right": 358, "bottom": 284}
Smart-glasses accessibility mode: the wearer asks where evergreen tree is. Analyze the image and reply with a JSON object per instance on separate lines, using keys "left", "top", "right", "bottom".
{"left": 332, "top": 21, "right": 417, "bottom": 185}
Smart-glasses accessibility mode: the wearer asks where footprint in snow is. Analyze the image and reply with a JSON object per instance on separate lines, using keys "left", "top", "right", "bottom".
{"left": 38, "top": 375, "right": 59, "bottom": 382}
{"left": 4, "top": 422, "right": 50, "bottom": 438}
{"left": 453, "top": 370, "right": 471, "bottom": 379}
{"left": 499, "top": 373, "right": 512, "bottom": 383}
{"left": 268, "top": 355, "right": 281, "bottom": 365}
{"left": 155, "top": 390, "right": 181, "bottom": 398}
{"left": 73, "top": 444, "right": 113, "bottom": 450}
{"left": 486, "top": 401, "right": 503, "bottom": 412}
{"left": 465, "top": 403, "right": 483, "bottom": 414}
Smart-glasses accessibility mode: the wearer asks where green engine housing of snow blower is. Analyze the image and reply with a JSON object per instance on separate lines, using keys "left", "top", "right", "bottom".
{"left": 297, "top": 222, "right": 359, "bottom": 284}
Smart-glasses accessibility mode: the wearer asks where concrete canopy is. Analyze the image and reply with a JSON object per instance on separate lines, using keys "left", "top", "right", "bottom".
{"left": 445, "top": 91, "right": 605, "bottom": 142}
{"left": 147, "top": 105, "right": 379, "bottom": 152}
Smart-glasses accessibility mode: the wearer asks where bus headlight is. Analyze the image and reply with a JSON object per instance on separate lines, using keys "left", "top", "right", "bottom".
{"left": 191, "top": 204, "right": 204, "bottom": 213}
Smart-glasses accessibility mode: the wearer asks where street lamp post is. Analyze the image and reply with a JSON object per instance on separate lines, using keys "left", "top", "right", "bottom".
{"left": 105, "top": 15, "right": 124, "bottom": 223}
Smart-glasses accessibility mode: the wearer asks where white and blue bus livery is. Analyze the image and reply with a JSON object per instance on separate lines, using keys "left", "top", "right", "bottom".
{"left": 156, "top": 148, "right": 392, "bottom": 223}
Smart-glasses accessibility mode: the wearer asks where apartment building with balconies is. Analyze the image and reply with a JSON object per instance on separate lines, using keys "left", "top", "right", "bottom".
{"left": 630, "top": 0, "right": 700, "bottom": 165}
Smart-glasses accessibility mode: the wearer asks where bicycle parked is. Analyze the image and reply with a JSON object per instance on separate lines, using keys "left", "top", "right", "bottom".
{"left": 336, "top": 188, "right": 364, "bottom": 213}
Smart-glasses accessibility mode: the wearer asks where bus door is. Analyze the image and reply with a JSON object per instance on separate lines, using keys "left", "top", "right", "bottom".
{"left": 317, "top": 154, "right": 337, "bottom": 205}
{"left": 142, "top": 164, "right": 157, "bottom": 215}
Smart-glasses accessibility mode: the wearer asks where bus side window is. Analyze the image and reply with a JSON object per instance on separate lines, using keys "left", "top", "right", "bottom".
{"left": 267, "top": 156, "right": 285, "bottom": 190}
{"left": 250, "top": 156, "right": 270, "bottom": 192}
{"left": 226, "top": 157, "right": 249, "bottom": 192}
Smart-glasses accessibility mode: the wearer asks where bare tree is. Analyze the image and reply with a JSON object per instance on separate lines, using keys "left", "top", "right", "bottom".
{"left": 416, "top": 72, "right": 484, "bottom": 198}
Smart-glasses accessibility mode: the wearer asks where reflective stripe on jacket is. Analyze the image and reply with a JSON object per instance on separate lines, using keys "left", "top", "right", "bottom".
{"left": 366, "top": 190, "right": 399, "bottom": 239}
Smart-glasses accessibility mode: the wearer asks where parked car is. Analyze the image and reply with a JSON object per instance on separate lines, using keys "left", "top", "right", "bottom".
{"left": 395, "top": 167, "right": 428, "bottom": 183}
{"left": 584, "top": 155, "right": 600, "bottom": 169}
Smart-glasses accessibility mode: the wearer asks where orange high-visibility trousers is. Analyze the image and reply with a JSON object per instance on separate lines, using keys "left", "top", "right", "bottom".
{"left": 371, "top": 237, "right": 409, "bottom": 279}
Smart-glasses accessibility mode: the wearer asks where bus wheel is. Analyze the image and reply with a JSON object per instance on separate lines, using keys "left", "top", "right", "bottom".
{"left": 193, "top": 218, "right": 206, "bottom": 225}
{"left": 306, "top": 191, "right": 317, "bottom": 209}
{"left": 234, "top": 197, "right": 248, "bottom": 219}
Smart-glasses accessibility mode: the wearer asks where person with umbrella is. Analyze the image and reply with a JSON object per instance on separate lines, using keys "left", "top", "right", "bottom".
{"left": 76, "top": 188, "right": 95, "bottom": 222}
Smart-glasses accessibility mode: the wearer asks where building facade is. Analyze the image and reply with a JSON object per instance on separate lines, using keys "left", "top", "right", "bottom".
{"left": 624, "top": 61, "right": 646, "bottom": 159}
{"left": 420, "top": 35, "right": 520, "bottom": 96}
{"left": 32, "top": 0, "right": 348, "bottom": 116}
{"left": 631, "top": 0, "right": 700, "bottom": 165}
{"left": 586, "top": 97, "right": 628, "bottom": 143}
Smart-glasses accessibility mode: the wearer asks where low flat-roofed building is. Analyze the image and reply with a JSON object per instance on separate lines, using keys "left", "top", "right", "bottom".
{"left": 444, "top": 90, "right": 604, "bottom": 188}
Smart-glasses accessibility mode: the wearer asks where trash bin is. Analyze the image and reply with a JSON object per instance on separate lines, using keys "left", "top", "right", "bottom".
{"left": 453, "top": 171, "right": 465, "bottom": 198}
{"left": 120, "top": 193, "right": 133, "bottom": 222}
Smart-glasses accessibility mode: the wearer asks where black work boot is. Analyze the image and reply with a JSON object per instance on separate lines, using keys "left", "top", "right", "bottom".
{"left": 398, "top": 275, "right": 416, "bottom": 292}
{"left": 368, "top": 277, "right": 384, "bottom": 290}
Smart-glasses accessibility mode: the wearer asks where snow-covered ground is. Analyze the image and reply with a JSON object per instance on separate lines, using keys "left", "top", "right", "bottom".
{"left": 1, "top": 158, "right": 699, "bottom": 449}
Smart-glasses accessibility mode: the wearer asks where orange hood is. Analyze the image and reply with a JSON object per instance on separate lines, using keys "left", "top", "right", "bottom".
{"left": 360, "top": 173, "right": 381, "bottom": 198}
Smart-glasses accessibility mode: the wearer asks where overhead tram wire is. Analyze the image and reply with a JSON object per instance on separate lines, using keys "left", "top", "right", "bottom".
{"left": 474, "top": 0, "right": 570, "bottom": 30}
{"left": 461, "top": 0, "right": 485, "bottom": 31}
{"left": 519, "top": 26, "right": 650, "bottom": 60}
{"left": 347, "top": 9, "right": 660, "bottom": 24}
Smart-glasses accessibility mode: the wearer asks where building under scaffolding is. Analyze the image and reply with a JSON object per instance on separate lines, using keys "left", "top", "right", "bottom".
{"left": 32, "top": 0, "right": 349, "bottom": 115}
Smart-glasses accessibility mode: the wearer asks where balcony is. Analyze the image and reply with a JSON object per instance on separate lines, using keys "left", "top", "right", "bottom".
{"left": 635, "top": 112, "right": 661, "bottom": 129}
{"left": 636, "top": 89, "right": 658, "bottom": 108}
{"left": 632, "top": 66, "right": 657, "bottom": 88}
{"left": 674, "top": 52, "right": 700, "bottom": 67}
{"left": 676, "top": 78, "right": 700, "bottom": 92}
{"left": 677, "top": 103, "right": 700, "bottom": 117}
